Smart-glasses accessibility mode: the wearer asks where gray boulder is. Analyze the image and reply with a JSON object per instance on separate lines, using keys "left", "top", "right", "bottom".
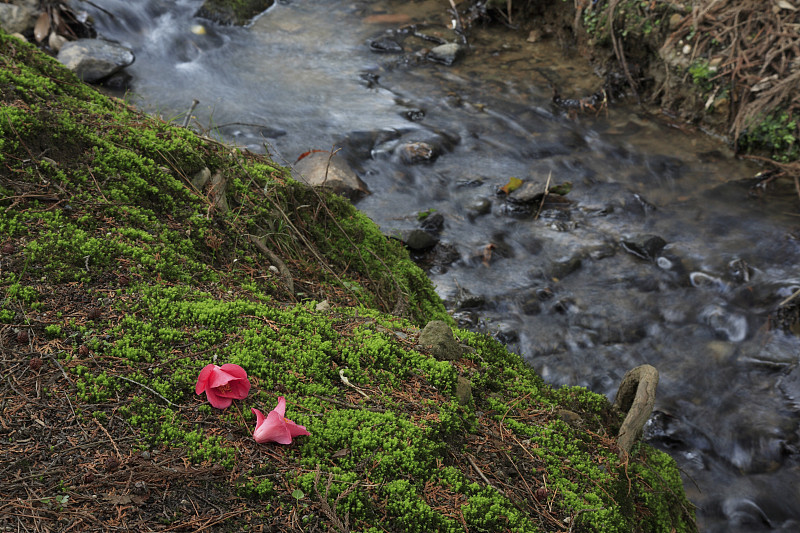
{"left": 0, "top": 1, "right": 38, "bottom": 34}
{"left": 418, "top": 320, "right": 462, "bottom": 361}
{"left": 291, "top": 151, "right": 369, "bottom": 201}
{"left": 510, "top": 181, "right": 546, "bottom": 203}
{"left": 398, "top": 229, "right": 438, "bottom": 251}
{"left": 57, "top": 39, "right": 134, "bottom": 83}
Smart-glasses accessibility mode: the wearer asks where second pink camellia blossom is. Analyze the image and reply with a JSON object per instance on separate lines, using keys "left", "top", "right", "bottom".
{"left": 252, "top": 396, "right": 310, "bottom": 444}
{"left": 195, "top": 363, "right": 251, "bottom": 409}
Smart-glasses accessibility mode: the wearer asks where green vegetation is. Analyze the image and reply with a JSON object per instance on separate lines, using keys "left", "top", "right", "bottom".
{"left": 580, "top": 0, "right": 667, "bottom": 43}
{"left": 740, "top": 111, "right": 799, "bottom": 163}
{"left": 0, "top": 28, "right": 696, "bottom": 531}
{"left": 569, "top": 0, "right": 800, "bottom": 167}
{"left": 688, "top": 59, "right": 714, "bottom": 93}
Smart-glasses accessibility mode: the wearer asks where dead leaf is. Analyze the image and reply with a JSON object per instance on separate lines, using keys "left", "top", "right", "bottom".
{"left": 500, "top": 177, "right": 523, "bottom": 194}
{"left": 777, "top": 0, "right": 797, "bottom": 11}
{"left": 331, "top": 447, "right": 350, "bottom": 458}
{"left": 295, "top": 149, "right": 328, "bottom": 163}
{"left": 481, "top": 243, "right": 496, "bottom": 267}
{"left": 34, "top": 12, "right": 50, "bottom": 43}
{"left": 52, "top": 10, "right": 63, "bottom": 32}
{"left": 103, "top": 493, "right": 132, "bottom": 505}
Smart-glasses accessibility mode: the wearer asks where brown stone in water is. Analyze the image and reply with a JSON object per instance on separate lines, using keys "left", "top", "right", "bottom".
{"left": 398, "top": 142, "right": 437, "bottom": 164}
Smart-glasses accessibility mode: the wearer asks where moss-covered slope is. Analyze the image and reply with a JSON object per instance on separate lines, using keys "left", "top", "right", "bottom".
{"left": 0, "top": 30, "right": 696, "bottom": 532}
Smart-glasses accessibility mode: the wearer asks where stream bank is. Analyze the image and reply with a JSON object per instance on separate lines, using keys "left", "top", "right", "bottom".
{"left": 511, "top": 0, "right": 800, "bottom": 184}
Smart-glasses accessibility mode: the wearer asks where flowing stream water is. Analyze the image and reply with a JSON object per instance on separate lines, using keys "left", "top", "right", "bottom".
{"left": 76, "top": 0, "right": 800, "bottom": 530}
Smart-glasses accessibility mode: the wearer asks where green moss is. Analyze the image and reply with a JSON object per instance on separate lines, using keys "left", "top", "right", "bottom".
{"left": 44, "top": 324, "right": 63, "bottom": 338}
{"left": 627, "top": 446, "right": 697, "bottom": 533}
{"left": 382, "top": 479, "right": 460, "bottom": 532}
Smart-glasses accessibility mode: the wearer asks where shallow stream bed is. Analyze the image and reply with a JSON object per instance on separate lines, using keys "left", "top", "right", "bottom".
{"left": 78, "top": 0, "right": 800, "bottom": 530}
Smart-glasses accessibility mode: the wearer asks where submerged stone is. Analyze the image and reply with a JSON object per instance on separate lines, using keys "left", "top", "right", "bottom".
{"left": 428, "top": 43, "right": 465, "bottom": 66}
{"left": 369, "top": 36, "right": 404, "bottom": 53}
{"left": 621, "top": 234, "right": 668, "bottom": 261}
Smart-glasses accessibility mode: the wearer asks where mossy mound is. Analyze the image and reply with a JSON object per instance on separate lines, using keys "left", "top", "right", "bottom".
{"left": 0, "top": 30, "right": 696, "bottom": 532}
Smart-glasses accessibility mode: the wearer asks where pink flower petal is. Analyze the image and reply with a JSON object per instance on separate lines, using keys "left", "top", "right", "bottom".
{"left": 195, "top": 364, "right": 216, "bottom": 394}
{"left": 286, "top": 419, "right": 310, "bottom": 438}
{"left": 208, "top": 368, "right": 236, "bottom": 389}
{"left": 225, "top": 376, "right": 251, "bottom": 400}
{"left": 252, "top": 408, "right": 292, "bottom": 444}
{"left": 252, "top": 398, "right": 309, "bottom": 445}
{"left": 274, "top": 396, "right": 286, "bottom": 418}
{"left": 205, "top": 387, "right": 233, "bottom": 409}
{"left": 196, "top": 363, "right": 251, "bottom": 408}
{"left": 219, "top": 363, "right": 247, "bottom": 379}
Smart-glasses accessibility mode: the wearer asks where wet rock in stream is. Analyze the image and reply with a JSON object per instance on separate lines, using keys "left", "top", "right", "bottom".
{"left": 398, "top": 141, "right": 438, "bottom": 163}
{"left": 368, "top": 36, "right": 404, "bottom": 53}
{"left": 418, "top": 211, "right": 444, "bottom": 233}
{"left": 195, "top": 0, "right": 274, "bottom": 26}
{"left": 621, "top": 234, "right": 667, "bottom": 261}
{"left": 396, "top": 228, "right": 437, "bottom": 251}
{"left": 418, "top": 242, "right": 461, "bottom": 274}
{"left": 427, "top": 42, "right": 465, "bottom": 65}
{"left": 465, "top": 197, "right": 492, "bottom": 218}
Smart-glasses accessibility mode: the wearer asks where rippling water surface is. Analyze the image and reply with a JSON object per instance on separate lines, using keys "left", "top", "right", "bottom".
{"left": 81, "top": 0, "right": 800, "bottom": 530}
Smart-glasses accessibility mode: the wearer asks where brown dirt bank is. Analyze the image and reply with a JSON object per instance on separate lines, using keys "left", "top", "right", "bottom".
{"left": 475, "top": 0, "right": 800, "bottom": 192}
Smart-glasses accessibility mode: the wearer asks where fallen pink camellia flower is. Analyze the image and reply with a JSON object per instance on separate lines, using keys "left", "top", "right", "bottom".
{"left": 252, "top": 396, "right": 310, "bottom": 444}
{"left": 195, "top": 363, "right": 251, "bottom": 409}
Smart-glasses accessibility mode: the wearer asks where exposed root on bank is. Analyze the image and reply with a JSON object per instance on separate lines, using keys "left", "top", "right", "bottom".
{"left": 659, "top": 0, "right": 800, "bottom": 147}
